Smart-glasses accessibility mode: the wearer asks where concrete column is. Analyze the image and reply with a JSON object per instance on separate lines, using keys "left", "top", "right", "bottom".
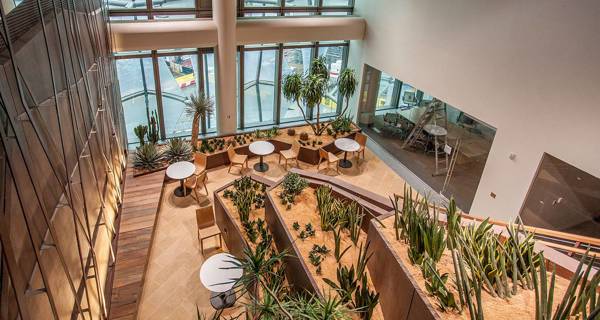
{"left": 213, "top": 0, "right": 237, "bottom": 135}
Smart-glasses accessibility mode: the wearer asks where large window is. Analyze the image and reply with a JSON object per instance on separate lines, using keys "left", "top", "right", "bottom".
{"left": 109, "top": 0, "right": 211, "bottom": 20}
{"left": 243, "top": 49, "right": 278, "bottom": 126}
{"left": 115, "top": 49, "right": 216, "bottom": 146}
{"left": 116, "top": 56, "right": 158, "bottom": 144}
{"left": 281, "top": 46, "right": 312, "bottom": 122}
{"left": 238, "top": 41, "right": 349, "bottom": 129}
{"left": 240, "top": 0, "right": 353, "bottom": 16}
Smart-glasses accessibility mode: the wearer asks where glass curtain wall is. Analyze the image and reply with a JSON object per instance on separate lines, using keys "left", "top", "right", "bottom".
{"left": 115, "top": 49, "right": 216, "bottom": 146}
{"left": 240, "top": 0, "right": 353, "bottom": 16}
{"left": 116, "top": 56, "right": 158, "bottom": 144}
{"left": 108, "top": 0, "right": 211, "bottom": 19}
{"left": 243, "top": 49, "right": 278, "bottom": 126}
{"left": 238, "top": 41, "right": 349, "bottom": 129}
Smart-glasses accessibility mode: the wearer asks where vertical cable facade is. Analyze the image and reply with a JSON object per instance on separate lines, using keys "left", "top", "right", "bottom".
{"left": 0, "top": 0, "right": 126, "bottom": 318}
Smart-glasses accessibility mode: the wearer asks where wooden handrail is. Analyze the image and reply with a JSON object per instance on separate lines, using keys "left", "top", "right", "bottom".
{"left": 538, "top": 241, "right": 600, "bottom": 258}
{"left": 391, "top": 193, "right": 600, "bottom": 249}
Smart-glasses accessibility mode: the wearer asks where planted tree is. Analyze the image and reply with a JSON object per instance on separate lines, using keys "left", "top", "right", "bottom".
{"left": 282, "top": 57, "right": 357, "bottom": 136}
{"left": 185, "top": 92, "right": 214, "bottom": 151}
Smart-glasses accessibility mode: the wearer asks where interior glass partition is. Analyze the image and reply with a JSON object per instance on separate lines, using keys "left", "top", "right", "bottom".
{"left": 240, "top": 0, "right": 353, "bottom": 15}
{"left": 358, "top": 64, "right": 496, "bottom": 212}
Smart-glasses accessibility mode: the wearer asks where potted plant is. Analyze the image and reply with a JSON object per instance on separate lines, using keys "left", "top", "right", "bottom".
{"left": 282, "top": 57, "right": 357, "bottom": 136}
{"left": 184, "top": 91, "right": 214, "bottom": 151}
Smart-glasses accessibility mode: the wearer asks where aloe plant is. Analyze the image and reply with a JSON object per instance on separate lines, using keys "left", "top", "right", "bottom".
{"left": 280, "top": 173, "right": 308, "bottom": 206}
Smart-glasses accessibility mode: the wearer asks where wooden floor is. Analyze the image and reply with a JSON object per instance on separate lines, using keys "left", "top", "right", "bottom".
{"left": 109, "top": 164, "right": 165, "bottom": 320}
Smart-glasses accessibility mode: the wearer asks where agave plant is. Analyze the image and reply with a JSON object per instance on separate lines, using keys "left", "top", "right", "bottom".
{"left": 163, "top": 137, "right": 193, "bottom": 164}
{"left": 133, "top": 143, "right": 164, "bottom": 170}
{"left": 184, "top": 92, "right": 214, "bottom": 150}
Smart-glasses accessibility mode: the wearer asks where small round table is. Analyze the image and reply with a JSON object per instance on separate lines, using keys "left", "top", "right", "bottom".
{"left": 199, "top": 253, "right": 243, "bottom": 309}
{"left": 249, "top": 141, "right": 274, "bottom": 172}
{"left": 423, "top": 124, "right": 448, "bottom": 137}
{"left": 166, "top": 161, "right": 196, "bottom": 197}
{"left": 334, "top": 138, "right": 360, "bottom": 168}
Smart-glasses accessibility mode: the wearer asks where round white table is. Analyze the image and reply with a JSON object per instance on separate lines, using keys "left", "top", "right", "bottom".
{"left": 334, "top": 138, "right": 360, "bottom": 168}
{"left": 249, "top": 141, "right": 274, "bottom": 172}
{"left": 166, "top": 161, "right": 196, "bottom": 197}
{"left": 199, "top": 253, "right": 243, "bottom": 309}
{"left": 423, "top": 124, "right": 448, "bottom": 136}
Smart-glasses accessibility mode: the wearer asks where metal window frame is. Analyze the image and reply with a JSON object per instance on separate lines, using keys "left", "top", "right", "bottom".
{"left": 238, "top": 41, "right": 349, "bottom": 129}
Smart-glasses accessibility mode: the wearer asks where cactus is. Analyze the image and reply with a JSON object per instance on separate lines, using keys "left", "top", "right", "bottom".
{"left": 147, "top": 110, "right": 160, "bottom": 144}
{"left": 133, "top": 124, "right": 148, "bottom": 146}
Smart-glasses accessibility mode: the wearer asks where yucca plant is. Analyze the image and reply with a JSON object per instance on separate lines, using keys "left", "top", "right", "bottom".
{"left": 346, "top": 202, "right": 364, "bottom": 245}
{"left": 282, "top": 57, "right": 357, "bottom": 136}
{"left": 164, "top": 137, "right": 193, "bottom": 164}
{"left": 422, "top": 207, "right": 446, "bottom": 263}
{"left": 133, "top": 124, "right": 148, "bottom": 146}
{"left": 133, "top": 143, "right": 164, "bottom": 170}
{"left": 184, "top": 92, "right": 214, "bottom": 150}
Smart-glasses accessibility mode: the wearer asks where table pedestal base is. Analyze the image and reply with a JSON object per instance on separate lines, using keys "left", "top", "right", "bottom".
{"left": 174, "top": 186, "right": 192, "bottom": 197}
{"left": 338, "top": 159, "right": 353, "bottom": 168}
{"left": 210, "top": 290, "right": 236, "bottom": 309}
{"left": 254, "top": 155, "right": 269, "bottom": 172}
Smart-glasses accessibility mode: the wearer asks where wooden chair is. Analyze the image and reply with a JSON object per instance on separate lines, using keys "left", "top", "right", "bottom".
{"left": 194, "top": 152, "right": 207, "bottom": 175}
{"left": 196, "top": 205, "right": 222, "bottom": 254}
{"left": 318, "top": 148, "right": 340, "bottom": 173}
{"left": 185, "top": 171, "right": 209, "bottom": 200}
{"left": 354, "top": 132, "right": 367, "bottom": 162}
{"left": 227, "top": 146, "right": 248, "bottom": 173}
{"left": 279, "top": 141, "right": 300, "bottom": 169}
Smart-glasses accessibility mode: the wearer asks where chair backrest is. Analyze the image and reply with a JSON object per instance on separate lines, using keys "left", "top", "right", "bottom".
{"left": 187, "top": 174, "right": 198, "bottom": 187}
{"left": 227, "top": 146, "right": 236, "bottom": 161}
{"left": 319, "top": 148, "right": 328, "bottom": 159}
{"left": 194, "top": 152, "right": 206, "bottom": 170}
{"left": 291, "top": 141, "right": 301, "bottom": 154}
{"left": 355, "top": 132, "right": 367, "bottom": 147}
{"left": 197, "top": 170, "right": 208, "bottom": 184}
{"left": 196, "top": 205, "right": 215, "bottom": 230}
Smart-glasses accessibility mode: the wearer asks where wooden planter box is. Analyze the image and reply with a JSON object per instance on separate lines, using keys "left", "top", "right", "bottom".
{"left": 366, "top": 214, "right": 439, "bottom": 320}
{"left": 213, "top": 175, "right": 276, "bottom": 257}
{"left": 263, "top": 170, "right": 391, "bottom": 297}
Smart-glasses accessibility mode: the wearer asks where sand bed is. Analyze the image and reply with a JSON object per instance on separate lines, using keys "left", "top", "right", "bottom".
{"left": 269, "top": 185, "right": 384, "bottom": 320}
{"left": 378, "top": 215, "right": 570, "bottom": 320}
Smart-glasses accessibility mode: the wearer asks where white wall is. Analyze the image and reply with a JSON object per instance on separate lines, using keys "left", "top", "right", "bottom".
{"left": 348, "top": 0, "right": 600, "bottom": 220}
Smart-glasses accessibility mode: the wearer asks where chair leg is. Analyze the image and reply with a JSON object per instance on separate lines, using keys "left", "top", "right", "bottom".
{"left": 200, "top": 238, "right": 204, "bottom": 254}
{"left": 296, "top": 158, "right": 299, "bottom": 167}
{"left": 278, "top": 154, "right": 281, "bottom": 164}
{"left": 203, "top": 183, "right": 209, "bottom": 195}
{"left": 228, "top": 164, "right": 232, "bottom": 173}
{"left": 218, "top": 234, "right": 222, "bottom": 249}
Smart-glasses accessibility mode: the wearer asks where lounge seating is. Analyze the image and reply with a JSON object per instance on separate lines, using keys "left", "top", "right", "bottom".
{"left": 227, "top": 146, "right": 248, "bottom": 173}
{"left": 279, "top": 142, "right": 300, "bottom": 169}
{"left": 318, "top": 148, "right": 340, "bottom": 173}
{"left": 196, "top": 205, "right": 222, "bottom": 254}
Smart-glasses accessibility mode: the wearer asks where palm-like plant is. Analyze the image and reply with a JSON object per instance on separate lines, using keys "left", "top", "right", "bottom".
{"left": 282, "top": 57, "right": 357, "bottom": 136}
{"left": 185, "top": 92, "right": 214, "bottom": 150}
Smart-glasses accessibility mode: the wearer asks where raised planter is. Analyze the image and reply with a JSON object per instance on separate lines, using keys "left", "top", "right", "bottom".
{"left": 367, "top": 214, "right": 439, "bottom": 320}
{"left": 263, "top": 170, "right": 391, "bottom": 317}
{"left": 213, "top": 175, "right": 276, "bottom": 257}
